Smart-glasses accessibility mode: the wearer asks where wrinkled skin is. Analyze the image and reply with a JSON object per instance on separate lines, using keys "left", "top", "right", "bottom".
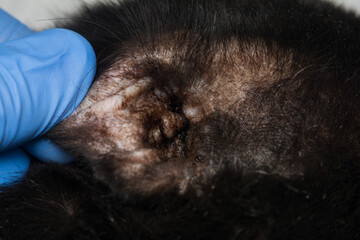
{"left": 1, "top": 0, "right": 359, "bottom": 239}
{"left": 48, "top": 0, "right": 360, "bottom": 195}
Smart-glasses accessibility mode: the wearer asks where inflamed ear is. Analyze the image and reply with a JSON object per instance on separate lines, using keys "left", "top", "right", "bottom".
{"left": 46, "top": 24, "right": 359, "bottom": 196}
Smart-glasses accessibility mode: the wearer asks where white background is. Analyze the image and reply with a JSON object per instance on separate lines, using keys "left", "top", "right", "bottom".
{"left": 0, "top": 0, "right": 359, "bottom": 30}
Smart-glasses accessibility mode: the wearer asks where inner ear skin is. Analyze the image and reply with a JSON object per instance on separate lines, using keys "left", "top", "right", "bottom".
{"left": 46, "top": 34, "right": 358, "bottom": 195}
{"left": 47, "top": 43, "right": 296, "bottom": 195}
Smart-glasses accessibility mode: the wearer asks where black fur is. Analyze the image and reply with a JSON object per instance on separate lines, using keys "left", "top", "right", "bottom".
{"left": 1, "top": 0, "right": 360, "bottom": 239}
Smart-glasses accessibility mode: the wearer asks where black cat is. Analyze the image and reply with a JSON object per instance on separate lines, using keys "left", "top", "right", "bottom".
{"left": 1, "top": 0, "right": 359, "bottom": 239}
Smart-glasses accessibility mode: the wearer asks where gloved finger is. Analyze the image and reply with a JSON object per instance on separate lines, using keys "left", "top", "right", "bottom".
{"left": 0, "top": 9, "right": 34, "bottom": 43}
{"left": 24, "top": 137, "right": 72, "bottom": 164}
{"left": 0, "top": 28, "right": 96, "bottom": 151}
{"left": 0, "top": 148, "right": 30, "bottom": 186}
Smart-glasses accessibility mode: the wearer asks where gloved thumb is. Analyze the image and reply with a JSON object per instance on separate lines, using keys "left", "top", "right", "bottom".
{"left": 0, "top": 28, "right": 96, "bottom": 151}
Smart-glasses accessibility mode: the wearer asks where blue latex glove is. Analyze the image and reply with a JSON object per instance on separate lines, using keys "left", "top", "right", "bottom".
{"left": 0, "top": 9, "right": 96, "bottom": 185}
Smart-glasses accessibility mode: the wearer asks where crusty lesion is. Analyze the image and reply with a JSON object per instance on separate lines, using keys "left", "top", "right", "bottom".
{"left": 47, "top": 36, "right": 306, "bottom": 195}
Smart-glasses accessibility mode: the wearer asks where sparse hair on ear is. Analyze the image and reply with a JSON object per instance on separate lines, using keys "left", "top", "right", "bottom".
{"left": 1, "top": 0, "right": 360, "bottom": 239}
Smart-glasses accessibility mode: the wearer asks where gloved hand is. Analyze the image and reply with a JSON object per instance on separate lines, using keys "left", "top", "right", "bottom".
{"left": 0, "top": 9, "right": 96, "bottom": 185}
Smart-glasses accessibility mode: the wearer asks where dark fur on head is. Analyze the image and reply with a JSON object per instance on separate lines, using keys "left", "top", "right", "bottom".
{"left": 1, "top": 0, "right": 360, "bottom": 239}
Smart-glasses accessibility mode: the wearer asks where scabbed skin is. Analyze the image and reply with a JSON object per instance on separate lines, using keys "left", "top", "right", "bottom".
{"left": 1, "top": 0, "right": 360, "bottom": 239}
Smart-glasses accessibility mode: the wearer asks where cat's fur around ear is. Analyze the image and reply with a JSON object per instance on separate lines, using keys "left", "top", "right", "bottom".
{"left": 1, "top": 0, "right": 359, "bottom": 239}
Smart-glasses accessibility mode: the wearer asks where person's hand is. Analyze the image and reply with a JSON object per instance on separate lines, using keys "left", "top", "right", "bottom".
{"left": 0, "top": 9, "right": 96, "bottom": 185}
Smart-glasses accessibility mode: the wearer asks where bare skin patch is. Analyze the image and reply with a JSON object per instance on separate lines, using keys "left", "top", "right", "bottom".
{"left": 48, "top": 38, "right": 305, "bottom": 195}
